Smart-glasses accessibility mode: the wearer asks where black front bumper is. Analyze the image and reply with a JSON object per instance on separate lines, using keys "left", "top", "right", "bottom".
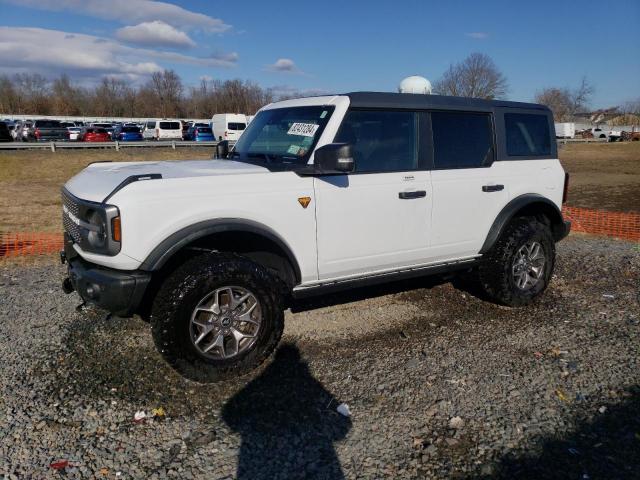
{"left": 62, "top": 235, "right": 151, "bottom": 317}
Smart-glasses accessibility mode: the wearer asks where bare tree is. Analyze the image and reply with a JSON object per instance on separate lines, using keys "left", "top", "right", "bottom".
{"left": 434, "top": 53, "right": 508, "bottom": 99}
{"left": 149, "top": 70, "right": 183, "bottom": 118}
{"left": 534, "top": 77, "right": 594, "bottom": 121}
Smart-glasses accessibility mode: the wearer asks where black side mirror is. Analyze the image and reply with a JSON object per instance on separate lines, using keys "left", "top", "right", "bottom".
{"left": 215, "top": 140, "right": 230, "bottom": 159}
{"left": 313, "top": 143, "right": 355, "bottom": 174}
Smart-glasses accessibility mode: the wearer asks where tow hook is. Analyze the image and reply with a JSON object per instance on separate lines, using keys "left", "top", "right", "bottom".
{"left": 62, "top": 277, "right": 74, "bottom": 294}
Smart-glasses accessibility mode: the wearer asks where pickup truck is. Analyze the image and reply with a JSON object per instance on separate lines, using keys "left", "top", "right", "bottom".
{"left": 26, "top": 119, "right": 69, "bottom": 142}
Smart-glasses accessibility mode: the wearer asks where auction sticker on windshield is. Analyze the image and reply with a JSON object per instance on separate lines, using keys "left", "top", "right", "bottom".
{"left": 287, "top": 123, "right": 319, "bottom": 137}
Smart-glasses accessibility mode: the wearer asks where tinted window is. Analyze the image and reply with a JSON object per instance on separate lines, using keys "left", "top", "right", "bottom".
{"left": 335, "top": 110, "right": 417, "bottom": 173}
{"left": 228, "top": 122, "right": 246, "bottom": 131}
{"left": 35, "top": 120, "right": 62, "bottom": 128}
{"left": 122, "top": 126, "right": 140, "bottom": 133}
{"left": 159, "top": 122, "right": 180, "bottom": 130}
{"left": 196, "top": 127, "right": 212, "bottom": 134}
{"left": 431, "top": 112, "right": 493, "bottom": 169}
{"left": 505, "top": 113, "right": 551, "bottom": 156}
{"left": 146, "top": 121, "right": 156, "bottom": 128}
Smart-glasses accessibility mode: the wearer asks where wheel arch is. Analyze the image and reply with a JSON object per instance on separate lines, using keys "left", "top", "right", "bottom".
{"left": 480, "top": 194, "right": 566, "bottom": 254}
{"left": 139, "top": 219, "right": 302, "bottom": 287}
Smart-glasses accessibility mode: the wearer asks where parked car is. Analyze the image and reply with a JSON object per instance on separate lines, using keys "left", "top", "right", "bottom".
{"left": 92, "top": 123, "right": 115, "bottom": 139}
{"left": 0, "top": 121, "right": 12, "bottom": 142}
{"left": 143, "top": 120, "right": 158, "bottom": 140}
{"left": 4, "top": 121, "right": 16, "bottom": 140}
{"left": 61, "top": 91, "right": 570, "bottom": 383}
{"left": 113, "top": 125, "right": 143, "bottom": 142}
{"left": 184, "top": 124, "right": 215, "bottom": 141}
{"left": 78, "top": 127, "right": 110, "bottom": 142}
{"left": 60, "top": 121, "right": 76, "bottom": 129}
{"left": 591, "top": 127, "right": 608, "bottom": 139}
{"left": 154, "top": 120, "right": 182, "bottom": 141}
{"left": 26, "top": 119, "right": 69, "bottom": 142}
{"left": 181, "top": 121, "right": 193, "bottom": 139}
{"left": 15, "top": 121, "right": 33, "bottom": 141}
{"left": 67, "top": 127, "right": 82, "bottom": 141}
{"left": 211, "top": 113, "right": 247, "bottom": 141}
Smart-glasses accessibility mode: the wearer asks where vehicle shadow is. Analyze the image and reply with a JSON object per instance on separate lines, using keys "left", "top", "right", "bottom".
{"left": 472, "top": 387, "right": 640, "bottom": 479}
{"left": 221, "top": 343, "right": 352, "bottom": 480}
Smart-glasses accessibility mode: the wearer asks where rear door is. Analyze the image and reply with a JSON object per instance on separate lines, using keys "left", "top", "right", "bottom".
{"left": 314, "top": 109, "right": 433, "bottom": 280}
{"left": 428, "top": 110, "right": 509, "bottom": 261}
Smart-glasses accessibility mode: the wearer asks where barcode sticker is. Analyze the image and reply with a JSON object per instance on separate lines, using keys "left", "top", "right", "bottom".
{"left": 287, "top": 123, "right": 319, "bottom": 137}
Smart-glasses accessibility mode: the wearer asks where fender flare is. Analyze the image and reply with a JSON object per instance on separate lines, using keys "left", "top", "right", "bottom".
{"left": 139, "top": 218, "right": 302, "bottom": 283}
{"left": 479, "top": 194, "right": 565, "bottom": 254}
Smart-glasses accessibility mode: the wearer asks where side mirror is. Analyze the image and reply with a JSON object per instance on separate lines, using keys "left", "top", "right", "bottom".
{"left": 215, "top": 140, "right": 230, "bottom": 159}
{"left": 313, "top": 143, "right": 355, "bottom": 174}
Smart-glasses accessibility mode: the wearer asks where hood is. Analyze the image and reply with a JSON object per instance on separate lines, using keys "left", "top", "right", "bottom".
{"left": 64, "top": 159, "right": 269, "bottom": 203}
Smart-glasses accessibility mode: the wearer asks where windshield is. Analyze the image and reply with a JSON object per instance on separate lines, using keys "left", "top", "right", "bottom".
{"left": 232, "top": 106, "right": 334, "bottom": 167}
{"left": 196, "top": 127, "right": 212, "bottom": 134}
{"left": 122, "top": 126, "right": 140, "bottom": 133}
{"left": 160, "top": 121, "right": 180, "bottom": 130}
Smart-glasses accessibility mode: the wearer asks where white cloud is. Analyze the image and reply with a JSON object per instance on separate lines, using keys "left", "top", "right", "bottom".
{"left": 116, "top": 21, "right": 195, "bottom": 48}
{"left": 0, "top": 27, "right": 237, "bottom": 81}
{"left": 266, "top": 58, "right": 303, "bottom": 74}
{"left": 466, "top": 32, "right": 489, "bottom": 39}
{"left": 1, "top": 0, "right": 230, "bottom": 33}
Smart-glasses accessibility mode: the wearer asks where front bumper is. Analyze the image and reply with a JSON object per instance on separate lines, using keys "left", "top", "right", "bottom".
{"left": 62, "top": 235, "right": 151, "bottom": 317}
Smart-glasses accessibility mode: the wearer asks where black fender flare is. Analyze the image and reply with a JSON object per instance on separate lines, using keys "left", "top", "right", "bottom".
{"left": 479, "top": 194, "right": 566, "bottom": 254}
{"left": 139, "top": 218, "right": 302, "bottom": 283}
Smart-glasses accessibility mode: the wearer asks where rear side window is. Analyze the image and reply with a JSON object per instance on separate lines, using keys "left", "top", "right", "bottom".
{"left": 146, "top": 121, "right": 156, "bottom": 128}
{"left": 431, "top": 112, "right": 494, "bottom": 169}
{"left": 505, "top": 113, "right": 551, "bottom": 156}
{"left": 335, "top": 110, "right": 418, "bottom": 173}
{"left": 228, "top": 122, "right": 246, "bottom": 131}
{"left": 159, "top": 122, "right": 180, "bottom": 129}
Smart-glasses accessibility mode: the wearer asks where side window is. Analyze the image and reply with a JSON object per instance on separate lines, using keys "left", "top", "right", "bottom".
{"left": 505, "top": 113, "right": 551, "bottom": 156}
{"left": 335, "top": 110, "right": 418, "bottom": 173}
{"left": 431, "top": 112, "right": 494, "bottom": 169}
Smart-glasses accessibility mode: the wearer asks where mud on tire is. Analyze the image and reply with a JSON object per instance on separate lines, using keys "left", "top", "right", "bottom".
{"left": 151, "top": 252, "right": 284, "bottom": 383}
{"left": 479, "top": 217, "right": 555, "bottom": 307}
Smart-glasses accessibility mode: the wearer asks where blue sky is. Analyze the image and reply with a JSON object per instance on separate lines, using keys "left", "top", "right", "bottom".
{"left": 1, "top": 0, "right": 638, "bottom": 107}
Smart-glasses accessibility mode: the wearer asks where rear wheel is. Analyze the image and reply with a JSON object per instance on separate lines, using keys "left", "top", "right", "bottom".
{"left": 479, "top": 217, "right": 555, "bottom": 306}
{"left": 151, "top": 252, "right": 285, "bottom": 383}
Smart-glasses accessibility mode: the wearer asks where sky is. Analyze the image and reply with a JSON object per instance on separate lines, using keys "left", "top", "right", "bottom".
{"left": 0, "top": 0, "right": 638, "bottom": 108}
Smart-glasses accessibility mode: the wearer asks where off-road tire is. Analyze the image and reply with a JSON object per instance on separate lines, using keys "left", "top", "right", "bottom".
{"left": 479, "top": 217, "right": 555, "bottom": 307}
{"left": 151, "top": 252, "right": 284, "bottom": 383}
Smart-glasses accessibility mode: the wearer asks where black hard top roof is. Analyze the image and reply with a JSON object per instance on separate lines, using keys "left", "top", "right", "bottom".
{"left": 345, "top": 91, "right": 549, "bottom": 112}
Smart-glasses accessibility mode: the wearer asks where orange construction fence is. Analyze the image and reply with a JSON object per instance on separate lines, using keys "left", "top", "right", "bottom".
{"left": 1, "top": 206, "right": 639, "bottom": 259}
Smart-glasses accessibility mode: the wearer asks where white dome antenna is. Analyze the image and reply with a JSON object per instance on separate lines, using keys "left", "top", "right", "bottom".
{"left": 398, "top": 75, "right": 432, "bottom": 94}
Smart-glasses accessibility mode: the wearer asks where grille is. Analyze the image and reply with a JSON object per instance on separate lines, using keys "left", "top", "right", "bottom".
{"left": 61, "top": 190, "right": 82, "bottom": 243}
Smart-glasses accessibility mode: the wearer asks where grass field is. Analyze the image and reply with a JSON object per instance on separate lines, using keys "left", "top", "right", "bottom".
{"left": 0, "top": 142, "right": 638, "bottom": 232}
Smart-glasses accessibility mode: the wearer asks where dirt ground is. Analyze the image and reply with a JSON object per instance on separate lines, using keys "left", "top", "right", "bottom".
{"left": 559, "top": 141, "right": 640, "bottom": 212}
{"left": 0, "top": 142, "right": 638, "bottom": 233}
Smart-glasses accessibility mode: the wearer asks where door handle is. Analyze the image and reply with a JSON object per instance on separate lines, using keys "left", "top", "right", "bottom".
{"left": 398, "top": 190, "right": 427, "bottom": 199}
{"left": 482, "top": 184, "right": 504, "bottom": 192}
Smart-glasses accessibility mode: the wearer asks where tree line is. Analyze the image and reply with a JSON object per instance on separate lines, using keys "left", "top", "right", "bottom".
{"left": 1, "top": 54, "right": 637, "bottom": 122}
{"left": 0, "top": 71, "right": 277, "bottom": 118}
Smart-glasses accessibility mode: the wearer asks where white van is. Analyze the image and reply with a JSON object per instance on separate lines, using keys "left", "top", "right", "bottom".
{"left": 154, "top": 120, "right": 183, "bottom": 141}
{"left": 143, "top": 120, "right": 158, "bottom": 140}
{"left": 211, "top": 114, "right": 247, "bottom": 141}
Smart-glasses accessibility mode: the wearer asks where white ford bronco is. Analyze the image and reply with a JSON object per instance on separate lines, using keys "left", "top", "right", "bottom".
{"left": 61, "top": 92, "right": 570, "bottom": 382}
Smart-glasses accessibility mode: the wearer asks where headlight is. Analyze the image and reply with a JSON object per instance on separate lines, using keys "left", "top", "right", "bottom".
{"left": 62, "top": 189, "right": 121, "bottom": 256}
{"left": 86, "top": 209, "right": 108, "bottom": 249}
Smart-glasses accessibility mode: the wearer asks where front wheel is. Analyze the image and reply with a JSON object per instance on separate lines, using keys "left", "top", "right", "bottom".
{"left": 151, "top": 253, "right": 285, "bottom": 383}
{"left": 479, "top": 217, "right": 555, "bottom": 307}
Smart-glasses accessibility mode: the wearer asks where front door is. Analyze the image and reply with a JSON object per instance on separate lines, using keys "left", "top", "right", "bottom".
{"left": 314, "top": 109, "right": 433, "bottom": 280}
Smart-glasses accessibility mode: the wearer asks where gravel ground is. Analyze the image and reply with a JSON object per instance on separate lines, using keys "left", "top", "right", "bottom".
{"left": 0, "top": 234, "right": 639, "bottom": 479}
